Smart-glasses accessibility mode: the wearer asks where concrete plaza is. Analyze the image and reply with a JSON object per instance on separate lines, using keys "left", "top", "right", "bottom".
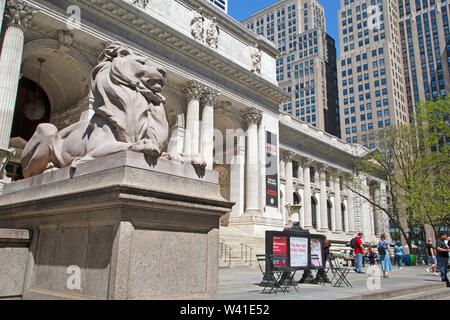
{"left": 218, "top": 265, "right": 450, "bottom": 300}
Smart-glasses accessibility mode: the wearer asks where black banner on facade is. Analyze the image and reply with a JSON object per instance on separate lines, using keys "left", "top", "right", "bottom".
{"left": 266, "top": 131, "right": 279, "bottom": 208}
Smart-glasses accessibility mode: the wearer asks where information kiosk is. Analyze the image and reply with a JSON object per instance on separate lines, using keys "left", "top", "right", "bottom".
{"left": 265, "top": 224, "right": 325, "bottom": 280}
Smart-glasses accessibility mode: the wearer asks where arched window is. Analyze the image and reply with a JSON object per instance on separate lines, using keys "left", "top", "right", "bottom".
{"left": 327, "top": 200, "right": 333, "bottom": 230}
{"left": 341, "top": 203, "right": 346, "bottom": 232}
{"left": 311, "top": 196, "right": 318, "bottom": 229}
{"left": 293, "top": 192, "right": 301, "bottom": 205}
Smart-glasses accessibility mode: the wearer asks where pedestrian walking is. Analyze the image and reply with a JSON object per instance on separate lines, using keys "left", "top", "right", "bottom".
{"left": 394, "top": 243, "right": 405, "bottom": 269}
{"left": 378, "top": 233, "right": 392, "bottom": 278}
{"left": 352, "top": 232, "right": 365, "bottom": 273}
{"left": 425, "top": 238, "right": 438, "bottom": 275}
{"left": 436, "top": 233, "right": 450, "bottom": 283}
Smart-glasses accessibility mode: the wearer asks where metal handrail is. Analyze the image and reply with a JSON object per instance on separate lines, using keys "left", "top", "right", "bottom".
{"left": 240, "top": 243, "right": 253, "bottom": 266}
{"left": 219, "top": 238, "right": 232, "bottom": 267}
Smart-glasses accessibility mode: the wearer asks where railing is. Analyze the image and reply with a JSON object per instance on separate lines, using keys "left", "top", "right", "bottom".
{"left": 240, "top": 243, "right": 253, "bottom": 266}
{"left": 219, "top": 239, "right": 232, "bottom": 267}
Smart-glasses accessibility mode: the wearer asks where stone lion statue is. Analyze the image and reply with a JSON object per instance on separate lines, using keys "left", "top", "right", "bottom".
{"left": 22, "top": 42, "right": 205, "bottom": 178}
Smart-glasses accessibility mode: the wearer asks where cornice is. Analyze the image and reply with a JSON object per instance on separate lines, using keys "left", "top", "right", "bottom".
{"left": 29, "top": 0, "right": 287, "bottom": 107}
{"left": 278, "top": 119, "right": 365, "bottom": 165}
{"left": 182, "top": 0, "right": 279, "bottom": 57}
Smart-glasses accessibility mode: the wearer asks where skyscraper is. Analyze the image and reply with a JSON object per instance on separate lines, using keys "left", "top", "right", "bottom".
{"left": 337, "top": 0, "right": 410, "bottom": 149}
{"left": 398, "top": 0, "right": 450, "bottom": 120}
{"left": 242, "top": 0, "right": 340, "bottom": 137}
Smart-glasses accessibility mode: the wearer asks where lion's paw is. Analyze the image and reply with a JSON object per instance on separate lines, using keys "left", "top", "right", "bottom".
{"left": 191, "top": 153, "right": 207, "bottom": 169}
{"left": 130, "top": 139, "right": 161, "bottom": 157}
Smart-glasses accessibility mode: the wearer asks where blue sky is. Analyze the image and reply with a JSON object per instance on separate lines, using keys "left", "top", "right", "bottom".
{"left": 228, "top": 0, "right": 341, "bottom": 56}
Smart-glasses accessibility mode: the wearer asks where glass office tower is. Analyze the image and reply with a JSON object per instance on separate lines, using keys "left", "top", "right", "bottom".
{"left": 242, "top": 0, "right": 341, "bottom": 138}
{"left": 337, "top": 0, "right": 410, "bottom": 149}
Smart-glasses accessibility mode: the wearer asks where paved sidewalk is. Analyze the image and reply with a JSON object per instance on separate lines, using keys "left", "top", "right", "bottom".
{"left": 218, "top": 265, "right": 448, "bottom": 300}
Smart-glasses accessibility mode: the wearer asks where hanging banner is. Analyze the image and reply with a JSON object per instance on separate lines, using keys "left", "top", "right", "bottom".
{"left": 266, "top": 131, "right": 278, "bottom": 207}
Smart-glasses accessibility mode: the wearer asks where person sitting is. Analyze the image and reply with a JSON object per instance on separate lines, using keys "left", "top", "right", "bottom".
{"left": 342, "top": 250, "right": 354, "bottom": 267}
{"left": 365, "top": 245, "right": 377, "bottom": 266}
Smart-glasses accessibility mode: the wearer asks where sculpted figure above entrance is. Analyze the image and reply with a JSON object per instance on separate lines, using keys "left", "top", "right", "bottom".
{"left": 21, "top": 42, "right": 205, "bottom": 178}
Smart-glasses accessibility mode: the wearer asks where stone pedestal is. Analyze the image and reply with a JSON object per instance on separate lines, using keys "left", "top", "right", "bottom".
{"left": 0, "top": 151, "right": 233, "bottom": 300}
{"left": 0, "top": 229, "right": 31, "bottom": 299}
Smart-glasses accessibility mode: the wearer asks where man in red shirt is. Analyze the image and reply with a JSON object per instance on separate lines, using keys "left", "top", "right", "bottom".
{"left": 353, "top": 232, "right": 365, "bottom": 273}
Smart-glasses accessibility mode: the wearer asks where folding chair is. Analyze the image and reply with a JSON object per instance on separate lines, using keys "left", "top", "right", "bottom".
{"left": 256, "top": 254, "right": 277, "bottom": 293}
{"left": 269, "top": 254, "right": 298, "bottom": 294}
{"left": 327, "top": 256, "right": 352, "bottom": 288}
{"left": 311, "top": 254, "right": 330, "bottom": 285}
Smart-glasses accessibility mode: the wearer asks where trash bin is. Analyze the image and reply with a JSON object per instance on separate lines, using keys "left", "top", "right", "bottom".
{"left": 410, "top": 254, "right": 416, "bottom": 266}
{"left": 405, "top": 254, "right": 411, "bottom": 266}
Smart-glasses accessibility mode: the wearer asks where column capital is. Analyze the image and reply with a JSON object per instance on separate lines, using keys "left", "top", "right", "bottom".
{"left": 201, "top": 87, "right": 219, "bottom": 106}
{"left": 283, "top": 150, "right": 296, "bottom": 162}
{"left": 0, "top": 148, "right": 16, "bottom": 179}
{"left": 341, "top": 171, "right": 353, "bottom": 180}
{"left": 184, "top": 80, "right": 203, "bottom": 101}
{"left": 317, "top": 163, "right": 329, "bottom": 174}
{"left": 300, "top": 157, "right": 313, "bottom": 168}
{"left": 241, "top": 107, "right": 262, "bottom": 126}
{"left": 4, "top": 0, "right": 38, "bottom": 31}
{"left": 330, "top": 168, "right": 344, "bottom": 179}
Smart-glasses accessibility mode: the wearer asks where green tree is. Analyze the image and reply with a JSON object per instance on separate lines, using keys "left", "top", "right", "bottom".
{"left": 346, "top": 97, "right": 449, "bottom": 252}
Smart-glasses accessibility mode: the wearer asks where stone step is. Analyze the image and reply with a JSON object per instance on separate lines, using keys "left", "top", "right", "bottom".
{"left": 386, "top": 287, "right": 450, "bottom": 300}
{"left": 356, "top": 282, "right": 448, "bottom": 300}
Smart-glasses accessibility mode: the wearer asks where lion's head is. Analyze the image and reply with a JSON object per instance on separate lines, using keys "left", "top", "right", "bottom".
{"left": 91, "top": 42, "right": 169, "bottom": 145}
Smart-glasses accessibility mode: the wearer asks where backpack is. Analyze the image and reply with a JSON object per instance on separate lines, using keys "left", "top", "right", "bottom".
{"left": 350, "top": 237, "right": 356, "bottom": 249}
{"left": 378, "top": 242, "right": 386, "bottom": 255}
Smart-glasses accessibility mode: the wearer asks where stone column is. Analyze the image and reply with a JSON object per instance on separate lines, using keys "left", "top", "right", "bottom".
{"left": 0, "top": 0, "right": 37, "bottom": 149}
{"left": 167, "top": 115, "right": 185, "bottom": 155}
{"left": 314, "top": 169, "right": 319, "bottom": 186}
{"left": 201, "top": 87, "right": 218, "bottom": 169}
{"left": 280, "top": 159, "right": 286, "bottom": 180}
{"left": 229, "top": 132, "right": 245, "bottom": 218}
{"left": 372, "top": 182, "right": 383, "bottom": 236}
{"left": 297, "top": 162, "right": 304, "bottom": 183}
{"left": 341, "top": 178, "right": 350, "bottom": 233}
{"left": 318, "top": 164, "right": 328, "bottom": 231}
{"left": 183, "top": 81, "right": 203, "bottom": 155}
{"left": 333, "top": 170, "right": 343, "bottom": 232}
{"left": 345, "top": 175, "right": 356, "bottom": 233}
{"left": 360, "top": 176, "right": 372, "bottom": 237}
{"left": 242, "top": 107, "right": 262, "bottom": 215}
{"left": 379, "top": 182, "right": 390, "bottom": 237}
{"left": 301, "top": 158, "right": 313, "bottom": 229}
{"left": 284, "top": 151, "right": 295, "bottom": 206}
{"left": 344, "top": 175, "right": 356, "bottom": 233}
